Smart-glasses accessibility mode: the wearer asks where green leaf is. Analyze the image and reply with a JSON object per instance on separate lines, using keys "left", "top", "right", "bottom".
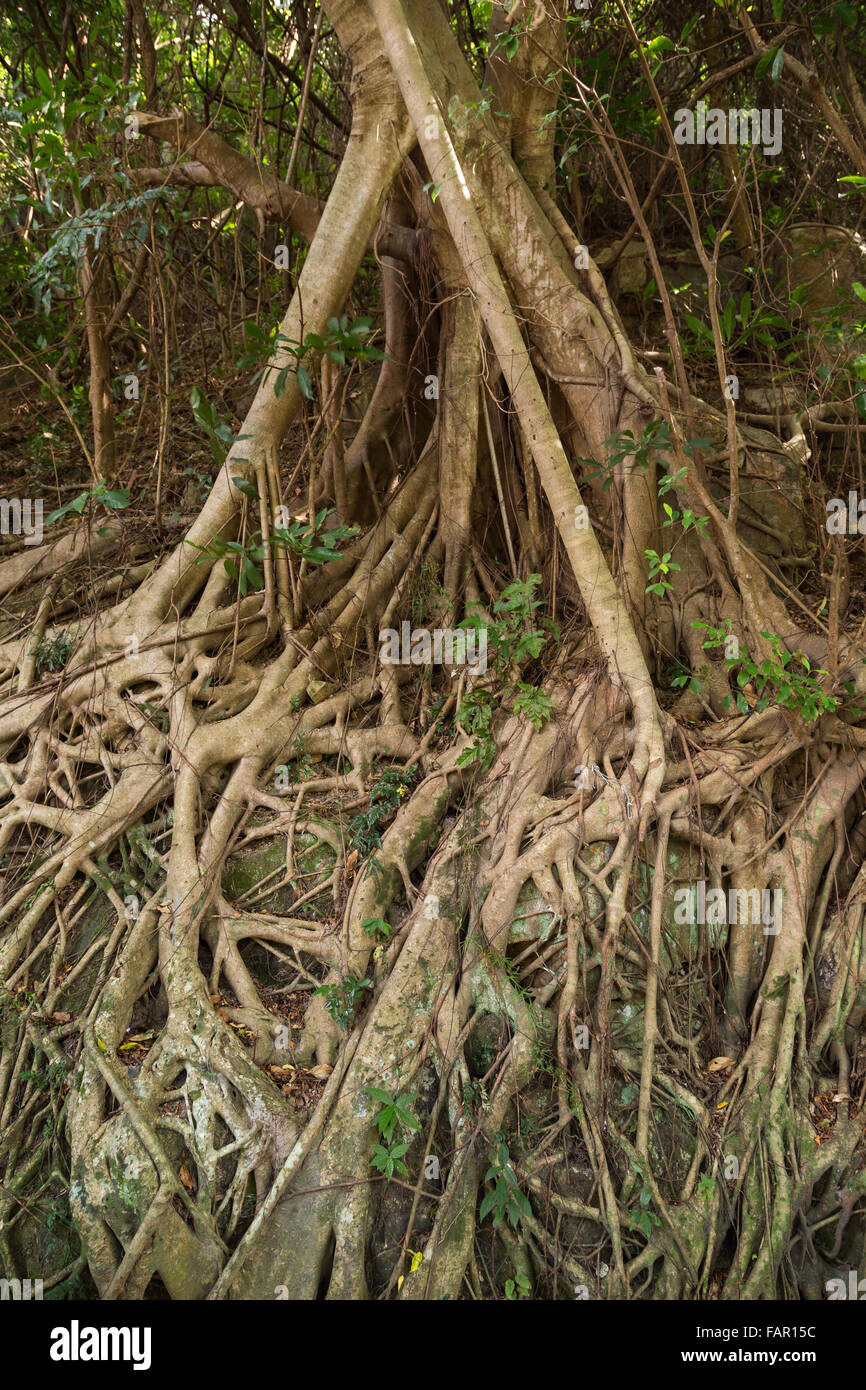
{"left": 296, "top": 366, "right": 313, "bottom": 399}
{"left": 833, "top": 1, "right": 857, "bottom": 26}
{"left": 100, "top": 488, "right": 130, "bottom": 510}
{"left": 232, "top": 477, "right": 258, "bottom": 500}
{"left": 771, "top": 47, "right": 785, "bottom": 82}
{"left": 755, "top": 48, "right": 778, "bottom": 81}
{"left": 646, "top": 35, "right": 676, "bottom": 55}
{"left": 273, "top": 367, "right": 289, "bottom": 398}
{"left": 683, "top": 314, "right": 712, "bottom": 341}
{"left": 479, "top": 1189, "right": 498, "bottom": 1222}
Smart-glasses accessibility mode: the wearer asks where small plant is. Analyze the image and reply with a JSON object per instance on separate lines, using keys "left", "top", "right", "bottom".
{"left": 632, "top": 1185, "right": 662, "bottom": 1238}
{"left": 44, "top": 1191, "right": 72, "bottom": 1233}
{"left": 185, "top": 533, "right": 264, "bottom": 596}
{"left": 367, "top": 1087, "right": 420, "bottom": 1182}
{"left": 657, "top": 466, "right": 688, "bottom": 497}
{"left": 17, "top": 1058, "right": 66, "bottom": 1091}
{"left": 464, "top": 573, "right": 555, "bottom": 676}
{"left": 681, "top": 293, "right": 788, "bottom": 359}
{"left": 669, "top": 660, "right": 702, "bottom": 696}
{"left": 454, "top": 576, "right": 559, "bottom": 766}
{"left": 578, "top": 418, "right": 674, "bottom": 492}
{"left": 645, "top": 549, "right": 680, "bottom": 598}
{"left": 291, "top": 731, "right": 313, "bottom": 781}
{"left": 315, "top": 975, "right": 372, "bottom": 1030}
{"left": 362, "top": 917, "right": 392, "bottom": 943}
{"left": 348, "top": 766, "right": 417, "bottom": 857}
{"left": 513, "top": 683, "right": 553, "bottom": 731}
{"left": 45, "top": 480, "right": 130, "bottom": 530}
{"left": 186, "top": 507, "right": 358, "bottom": 594}
{"left": 182, "top": 466, "right": 213, "bottom": 501}
{"left": 697, "top": 1172, "right": 716, "bottom": 1202}
{"left": 661, "top": 501, "right": 709, "bottom": 538}
{"left": 455, "top": 690, "right": 496, "bottom": 771}
{"left": 30, "top": 629, "right": 76, "bottom": 673}
{"left": 504, "top": 1271, "right": 531, "bottom": 1300}
{"left": 461, "top": 1077, "right": 486, "bottom": 1112}
{"left": 237, "top": 315, "right": 384, "bottom": 401}
{"left": 272, "top": 508, "right": 359, "bottom": 565}
{"left": 694, "top": 621, "right": 838, "bottom": 723}
{"left": 480, "top": 1141, "right": 532, "bottom": 1229}
{"left": 189, "top": 386, "right": 238, "bottom": 465}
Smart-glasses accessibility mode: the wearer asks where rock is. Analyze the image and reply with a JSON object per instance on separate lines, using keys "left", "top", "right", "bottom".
{"left": 507, "top": 879, "right": 557, "bottom": 943}
{"left": 306, "top": 679, "right": 336, "bottom": 705}
{"left": 610, "top": 239, "right": 650, "bottom": 299}
{"left": 467, "top": 1012, "right": 510, "bottom": 1077}
{"left": 222, "top": 825, "right": 337, "bottom": 916}
{"left": 771, "top": 223, "right": 866, "bottom": 358}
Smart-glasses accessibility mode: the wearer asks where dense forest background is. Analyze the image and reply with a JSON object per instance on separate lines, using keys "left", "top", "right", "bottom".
{"left": 1, "top": 0, "right": 866, "bottom": 1302}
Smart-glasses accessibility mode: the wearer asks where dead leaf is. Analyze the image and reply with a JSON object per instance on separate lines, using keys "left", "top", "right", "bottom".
{"left": 305, "top": 1064, "right": 333, "bottom": 1080}
{"left": 707, "top": 1056, "right": 736, "bottom": 1073}
{"left": 51, "top": 1012, "right": 72, "bottom": 1024}
{"left": 179, "top": 1165, "right": 196, "bottom": 1193}
{"left": 345, "top": 849, "right": 359, "bottom": 874}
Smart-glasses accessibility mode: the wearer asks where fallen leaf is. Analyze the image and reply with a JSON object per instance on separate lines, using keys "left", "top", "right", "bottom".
{"left": 305, "top": 1064, "right": 333, "bottom": 1080}
{"left": 179, "top": 1164, "right": 196, "bottom": 1193}
{"left": 52, "top": 1012, "right": 71, "bottom": 1024}
{"left": 707, "top": 1056, "right": 736, "bottom": 1073}
{"left": 345, "top": 850, "right": 359, "bottom": 874}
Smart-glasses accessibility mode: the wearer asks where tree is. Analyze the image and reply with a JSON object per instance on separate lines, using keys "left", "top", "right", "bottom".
{"left": 1, "top": 0, "right": 866, "bottom": 1301}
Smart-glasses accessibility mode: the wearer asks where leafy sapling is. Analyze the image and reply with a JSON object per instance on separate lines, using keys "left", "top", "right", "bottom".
{"left": 367, "top": 1088, "right": 420, "bottom": 1182}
